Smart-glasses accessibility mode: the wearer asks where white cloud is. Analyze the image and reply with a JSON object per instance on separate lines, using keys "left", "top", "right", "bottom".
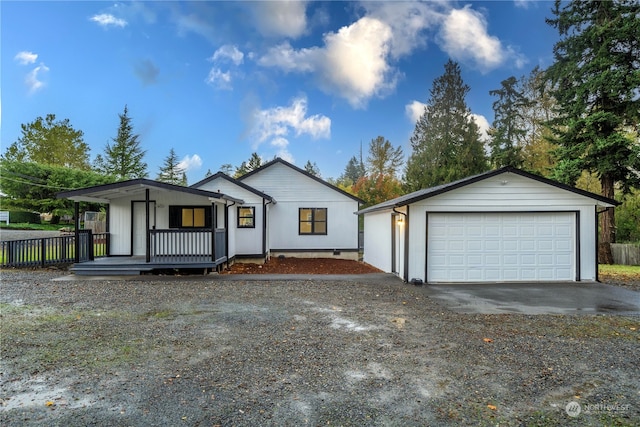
{"left": 25, "top": 64, "right": 49, "bottom": 94}
{"left": 14, "top": 51, "right": 38, "bottom": 65}
{"left": 259, "top": 17, "right": 396, "bottom": 108}
{"left": 211, "top": 45, "right": 244, "bottom": 65}
{"left": 90, "top": 13, "right": 128, "bottom": 28}
{"left": 470, "top": 113, "right": 491, "bottom": 142}
{"left": 178, "top": 154, "right": 202, "bottom": 172}
{"left": 253, "top": 0, "right": 308, "bottom": 39}
{"left": 249, "top": 97, "right": 330, "bottom": 160}
{"left": 514, "top": 0, "right": 534, "bottom": 9}
{"left": 362, "top": 1, "right": 445, "bottom": 58}
{"left": 205, "top": 68, "right": 232, "bottom": 90}
{"left": 405, "top": 100, "right": 427, "bottom": 123}
{"left": 438, "top": 6, "right": 509, "bottom": 73}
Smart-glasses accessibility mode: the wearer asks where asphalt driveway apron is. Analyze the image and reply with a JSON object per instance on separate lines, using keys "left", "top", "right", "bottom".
{"left": 421, "top": 282, "right": 640, "bottom": 315}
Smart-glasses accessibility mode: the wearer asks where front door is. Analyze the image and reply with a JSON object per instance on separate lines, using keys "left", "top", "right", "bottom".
{"left": 132, "top": 201, "right": 155, "bottom": 256}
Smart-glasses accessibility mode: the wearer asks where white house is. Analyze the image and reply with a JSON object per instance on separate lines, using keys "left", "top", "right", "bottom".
{"left": 358, "top": 167, "right": 619, "bottom": 284}
{"left": 193, "top": 158, "right": 363, "bottom": 261}
{"left": 58, "top": 158, "right": 363, "bottom": 274}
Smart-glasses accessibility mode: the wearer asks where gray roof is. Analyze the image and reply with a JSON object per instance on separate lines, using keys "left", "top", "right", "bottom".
{"left": 356, "top": 166, "right": 619, "bottom": 215}
{"left": 190, "top": 172, "right": 274, "bottom": 202}
{"left": 57, "top": 178, "right": 244, "bottom": 204}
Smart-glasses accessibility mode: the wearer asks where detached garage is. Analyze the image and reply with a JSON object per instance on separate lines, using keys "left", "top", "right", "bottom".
{"left": 358, "top": 167, "right": 618, "bottom": 284}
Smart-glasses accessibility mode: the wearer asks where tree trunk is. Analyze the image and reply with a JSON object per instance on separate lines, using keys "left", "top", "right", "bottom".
{"left": 598, "top": 173, "right": 615, "bottom": 264}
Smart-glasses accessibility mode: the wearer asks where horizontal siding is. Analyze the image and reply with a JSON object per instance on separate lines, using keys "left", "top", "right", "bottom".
{"left": 417, "top": 173, "right": 603, "bottom": 209}
{"left": 363, "top": 210, "right": 392, "bottom": 273}
{"left": 194, "top": 178, "right": 264, "bottom": 204}
{"left": 242, "top": 162, "right": 355, "bottom": 203}
{"left": 268, "top": 201, "right": 359, "bottom": 250}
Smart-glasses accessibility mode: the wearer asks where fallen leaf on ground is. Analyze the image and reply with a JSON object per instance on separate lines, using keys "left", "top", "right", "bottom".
{"left": 487, "top": 404, "right": 497, "bottom": 410}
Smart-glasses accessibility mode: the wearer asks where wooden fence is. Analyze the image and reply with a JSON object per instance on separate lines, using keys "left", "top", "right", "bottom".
{"left": 611, "top": 243, "right": 640, "bottom": 266}
{"left": 0, "top": 231, "right": 108, "bottom": 268}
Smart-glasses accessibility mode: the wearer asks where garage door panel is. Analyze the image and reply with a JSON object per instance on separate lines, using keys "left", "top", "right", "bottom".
{"left": 427, "top": 212, "right": 575, "bottom": 282}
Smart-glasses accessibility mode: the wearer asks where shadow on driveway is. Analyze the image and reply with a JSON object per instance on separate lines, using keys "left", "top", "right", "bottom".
{"left": 421, "top": 282, "right": 640, "bottom": 315}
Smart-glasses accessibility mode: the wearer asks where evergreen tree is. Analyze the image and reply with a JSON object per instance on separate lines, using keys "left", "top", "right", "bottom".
{"left": 94, "top": 105, "right": 147, "bottom": 180}
{"left": 341, "top": 155, "right": 366, "bottom": 185}
{"left": 404, "top": 60, "right": 487, "bottom": 192}
{"left": 233, "top": 152, "right": 263, "bottom": 178}
{"left": 488, "top": 76, "right": 531, "bottom": 168}
{"left": 218, "top": 164, "right": 233, "bottom": 175}
{"left": 157, "top": 148, "right": 187, "bottom": 185}
{"left": 2, "top": 114, "right": 90, "bottom": 170}
{"left": 545, "top": 0, "right": 640, "bottom": 259}
{"left": 304, "top": 160, "right": 321, "bottom": 177}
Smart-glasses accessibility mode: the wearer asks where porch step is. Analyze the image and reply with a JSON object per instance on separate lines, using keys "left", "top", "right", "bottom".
{"left": 70, "top": 265, "right": 154, "bottom": 276}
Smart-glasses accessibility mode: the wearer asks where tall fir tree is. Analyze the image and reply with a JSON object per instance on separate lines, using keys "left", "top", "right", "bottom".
{"left": 233, "top": 152, "right": 263, "bottom": 178}
{"left": 404, "top": 60, "right": 487, "bottom": 192}
{"left": 94, "top": 105, "right": 147, "bottom": 180}
{"left": 341, "top": 155, "right": 366, "bottom": 185}
{"left": 157, "top": 148, "right": 187, "bottom": 185}
{"left": 304, "top": 160, "right": 321, "bottom": 177}
{"left": 545, "top": 0, "right": 640, "bottom": 260}
{"left": 488, "top": 76, "right": 531, "bottom": 168}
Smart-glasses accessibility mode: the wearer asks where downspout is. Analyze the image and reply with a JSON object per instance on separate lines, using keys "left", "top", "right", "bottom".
{"left": 393, "top": 207, "right": 408, "bottom": 282}
{"left": 596, "top": 207, "right": 608, "bottom": 282}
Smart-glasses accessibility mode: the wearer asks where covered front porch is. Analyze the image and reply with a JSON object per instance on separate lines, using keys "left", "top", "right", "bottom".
{"left": 57, "top": 179, "right": 242, "bottom": 276}
{"left": 70, "top": 228, "right": 228, "bottom": 275}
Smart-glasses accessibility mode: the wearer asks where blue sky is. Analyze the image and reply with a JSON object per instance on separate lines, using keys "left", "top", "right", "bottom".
{"left": 2, "top": 1, "right": 559, "bottom": 183}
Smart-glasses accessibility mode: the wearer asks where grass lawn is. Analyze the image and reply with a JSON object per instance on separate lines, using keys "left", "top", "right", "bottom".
{"left": 0, "top": 223, "right": 73, "bottom": 231}
{"left": 599, "top": 264, "right": 640, "bottom": 276}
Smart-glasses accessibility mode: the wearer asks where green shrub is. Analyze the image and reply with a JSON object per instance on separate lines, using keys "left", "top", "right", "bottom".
{"left": 8, "top": 211, "right": 41, "bottom": 224}
{"left": 616, "top": 189, "right": 640, "bottom": 243}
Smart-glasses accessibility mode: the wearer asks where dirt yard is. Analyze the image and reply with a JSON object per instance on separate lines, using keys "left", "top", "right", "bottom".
{"left": 222, "top": 257, "right": 382, "bottom": 275}
{"left": 1, "top": 268, "right": 639, "bottom": 426}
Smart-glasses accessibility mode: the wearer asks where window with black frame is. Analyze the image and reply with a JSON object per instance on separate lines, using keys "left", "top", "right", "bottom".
{"left": 169, "top": 206, "right": 212, "bottom": 228}
{"left": 237, "top": 206, "right": 255, "bottom": 228}
{"left": 299, "top": 207, "right": 327, "bottom": 235}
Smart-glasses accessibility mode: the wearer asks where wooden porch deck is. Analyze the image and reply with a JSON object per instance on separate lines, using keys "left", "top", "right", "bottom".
{"left": 70, "top": 255, "right": 227, "bottom": 276}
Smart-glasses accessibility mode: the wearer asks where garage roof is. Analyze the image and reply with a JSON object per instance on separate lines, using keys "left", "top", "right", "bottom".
{"left": 356, "top": 166, "right": 619, "bottom": 215}
{"left": 57, "top": 178, "right": 245, "bottom": 204}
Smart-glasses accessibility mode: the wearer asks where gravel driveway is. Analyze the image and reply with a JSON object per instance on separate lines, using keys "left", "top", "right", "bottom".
{"left": 1, "top": 270, "right": 639, "bottom": 426}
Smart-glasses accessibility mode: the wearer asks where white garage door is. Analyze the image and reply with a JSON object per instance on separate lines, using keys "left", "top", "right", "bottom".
{"left": 427, "top": 212, "right": 575, "bottom": 282}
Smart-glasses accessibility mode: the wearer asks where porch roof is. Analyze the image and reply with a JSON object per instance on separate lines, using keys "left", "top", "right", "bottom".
{"left": 57, "top": 178, "right": 245, "bottom": 204}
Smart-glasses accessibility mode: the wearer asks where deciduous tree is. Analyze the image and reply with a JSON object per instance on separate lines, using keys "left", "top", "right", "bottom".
{"left": 2, "top": 114, "right": 90, "bottom": 169}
